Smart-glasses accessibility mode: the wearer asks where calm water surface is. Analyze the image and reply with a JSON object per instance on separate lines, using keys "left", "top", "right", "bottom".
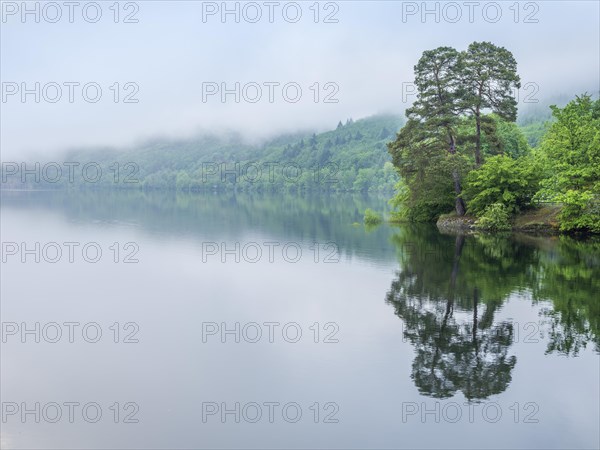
{"left": 1, "top": 190, "right": 598, "bottom": 449}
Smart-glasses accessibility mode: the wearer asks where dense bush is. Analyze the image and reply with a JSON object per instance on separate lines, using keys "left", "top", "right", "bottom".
{"left": 363, "top": 208, "right": 383, "bottom": 225}
{"left": 475, "top": 203, "right": 512, "bottom": 231}
{"left": 463, "top": 154, "right": 541, "bottom": 216}
{"left": 554, "top": 191, "right": 600, "bottom": 234}
{"left": 535, "top": 95, "right": 600, "bottom": 233}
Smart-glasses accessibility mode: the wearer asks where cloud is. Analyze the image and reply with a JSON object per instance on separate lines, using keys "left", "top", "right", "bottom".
{"left": 1, "top": 1, "right": 598, "bottom": 159}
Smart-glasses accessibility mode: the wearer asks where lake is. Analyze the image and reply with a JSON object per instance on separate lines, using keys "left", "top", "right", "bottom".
{"left": 1, "top": 190, "right": 598, "bottom": 449}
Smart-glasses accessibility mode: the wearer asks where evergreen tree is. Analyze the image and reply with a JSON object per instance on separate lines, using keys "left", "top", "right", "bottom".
{"left": 459, "top": 42, "right": 521, "bottom": 166}
{"left": 389, "top": 42, "right": 521, "bottom": 218}
{"left": 405, "top": 46, "right": 467, "bottom": 216}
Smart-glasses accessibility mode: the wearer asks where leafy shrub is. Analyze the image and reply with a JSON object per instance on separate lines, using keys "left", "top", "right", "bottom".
{"left": 364, "top": 208, "right": 383, "bottom": 226}
{"left": 464, "top": 154, "right": 541, "bottom": 215}
{"left": 475, "top": 203, "right": 512, "bottom": 231}
{"left": 555, "top": 190, "right": 600, "bottom": 233}
{"left": 535, "top": 95, "right": 600, "bottom": 233}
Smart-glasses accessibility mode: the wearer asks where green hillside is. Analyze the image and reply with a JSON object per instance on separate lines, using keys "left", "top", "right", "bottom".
{"left": 3, "top": 112, "right": 554, "bottom": 194}
{"left": 8, "top": 114, "right": 405, "bottom": 193}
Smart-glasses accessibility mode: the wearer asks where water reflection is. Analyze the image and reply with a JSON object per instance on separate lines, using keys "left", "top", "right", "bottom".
{"left": 386, "top": 227, "right": 600, "bottom": 400}
{"left": 1, "top": 190, "right": 599, "bottom": 448}
{"left": 0, "top": 189, "right": 399, "bottom": 266}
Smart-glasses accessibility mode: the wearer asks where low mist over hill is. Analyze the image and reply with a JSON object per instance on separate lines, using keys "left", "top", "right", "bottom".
{"left": 4, "top": 114, "right": 405, "bottom": 192}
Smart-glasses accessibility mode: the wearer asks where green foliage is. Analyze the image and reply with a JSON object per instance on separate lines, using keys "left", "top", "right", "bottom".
{"left": 475, "top": 203, "right": 512, "bottom": 231}
{"left": 457, "top": 115, "right": 531, "bottom": 159}
{"left": 407, "top": 46, "right": 462, "bottom": 131}
{"left": 459, "top": 41, "right": 521, "bottom": 166}
{"left": 520, "top": 121, "right": 551, "bottom": 148}
{"left": 555, "top": 190, "right": 600, "bottom": 233}
{"left": 535, "top": 95, "right": 600, "bottom": 233}
{"left": 460, "top": 42, "right": 521, "bottom": 123}
{"left": 388, "top": 119, "right": 468, "bottom": 221}
{"left": 363, "top": 208, "right": 382, "bottom": 226}
{"left": 389, "top": 41, "right": 521, "bottom": 220}
{"left": 463, "top": 154, "right": 541, "bottom": 216}
{"left": 493, "top": 117, "right": 531, "bottom": 158}
{"left": 388, "top": 179, "right": 410, "bottom": 222}
{"left": 389, "top": 44, "right": 599, "bottom": 235}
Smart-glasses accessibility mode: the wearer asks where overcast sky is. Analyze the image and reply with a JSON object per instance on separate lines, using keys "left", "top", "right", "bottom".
{"left": 1, "top": 0, "right": 599, "bottom": 158}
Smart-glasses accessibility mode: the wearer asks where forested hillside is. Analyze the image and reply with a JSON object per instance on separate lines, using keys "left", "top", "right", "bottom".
{"left": 80, "top": 114, "right": 404, "bottom": 192}
{"left": 2, "top": 115, "right": 404, "bottom": 193}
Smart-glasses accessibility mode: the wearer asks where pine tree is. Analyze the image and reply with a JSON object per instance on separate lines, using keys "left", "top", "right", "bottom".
{"left": 406, "top": 46, "right": 466, "bottom": 216}
{"left": 459, "top": 42, "right": 521, "bottom": 166}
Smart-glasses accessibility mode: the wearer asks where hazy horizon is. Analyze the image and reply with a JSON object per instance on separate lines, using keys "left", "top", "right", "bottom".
{"left": 2, "top": 1, "right": 599, "bottom": 159}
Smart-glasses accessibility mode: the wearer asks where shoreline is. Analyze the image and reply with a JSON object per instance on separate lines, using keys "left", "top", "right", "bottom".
{"left": 435, "top": 205, "right": 564, "bottom": 236}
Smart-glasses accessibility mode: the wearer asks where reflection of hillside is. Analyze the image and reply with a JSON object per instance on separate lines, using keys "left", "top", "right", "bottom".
{"left": 1, "top": 190, "right": 400, "bottom": 266}
{"left": 386, "top": 228, "right": 599, "bottom": 400}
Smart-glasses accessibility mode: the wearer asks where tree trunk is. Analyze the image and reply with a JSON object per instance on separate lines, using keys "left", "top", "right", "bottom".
{"left": 475, "top": 112, "right": 483, "bottom": 167}
{"left": 448, "top": 134, "right": 467, "bottom": 216}
{"left": 450, "top": 234, "right": 465, "bottom": 289}
{"left": 453, "top": 172, "right": 466, "bottom": 216}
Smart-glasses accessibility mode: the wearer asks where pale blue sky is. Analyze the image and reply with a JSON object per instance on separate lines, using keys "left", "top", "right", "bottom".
{"left": 1, "top": 0, "right": 599, "bottom": 157}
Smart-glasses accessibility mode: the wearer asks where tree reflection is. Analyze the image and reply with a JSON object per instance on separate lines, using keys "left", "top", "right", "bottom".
{"left": 386, "top": 228, "right": 518, "bottom": 400}
{"left": 528, "top": 236, "right": 600, "bottom": 355}
{"left": 386, "top": 226, "right": 599, "bottom": 400}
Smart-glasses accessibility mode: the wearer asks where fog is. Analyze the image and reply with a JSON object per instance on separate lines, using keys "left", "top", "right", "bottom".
{"left": 1, "top": 1, "right": 598, "bottom": 159}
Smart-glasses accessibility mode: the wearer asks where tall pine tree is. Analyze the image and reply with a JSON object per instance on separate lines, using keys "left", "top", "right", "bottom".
{"left": 459, "top": 42, "right": 521, "bottom": 166}
{"left": 406, "top": 47, "right": 466, "bottom": 216}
